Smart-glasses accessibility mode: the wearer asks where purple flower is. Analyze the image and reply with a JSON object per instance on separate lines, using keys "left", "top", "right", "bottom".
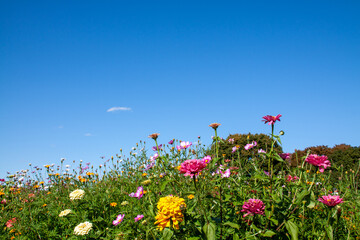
{"left": 279, "top": 153, "right": 291, "bottom": 160}
{"left": 228, "top": 138, "right": 235, "bottom": 144}
{"left": 232, "top": 146, "right": 238, "bottom": 153}
{"left": 129, "top": 186, "right": 144, "bottom": 199}
{"left": 152, "top": 144, "right": 162, "bottom": 151}
{"left": 82, "top": 166, "right": 89, "bottom": 171}
{"left": 264, "top": 171, "right": 270, "bottom": 176}
{"left": 113, "top": 214, "right": 125, "bottom": 226}
{"left": 168, "top": 139, "right": 174, "bottom": 145}
{"left": 134, "top": 214, "right": 144, "bottom": 222}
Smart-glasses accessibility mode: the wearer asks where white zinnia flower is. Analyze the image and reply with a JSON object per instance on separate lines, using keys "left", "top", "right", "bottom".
{"left": 59, "top": 209, "right": 72, "bottom": 217}
{"left": 73, "top": 221, "right": 92, "bottom": 235}
{"left": 69, "top": 189, "right": 85, "bottom": 200}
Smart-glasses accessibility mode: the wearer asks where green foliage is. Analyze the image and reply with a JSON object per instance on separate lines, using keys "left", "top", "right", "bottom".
{"left": 213, "top": 133, "right": 283, "bottom": 160}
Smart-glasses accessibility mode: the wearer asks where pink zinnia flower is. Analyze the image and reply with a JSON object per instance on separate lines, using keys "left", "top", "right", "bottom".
{"left": 1, "top": 199, "right": 6, "bottom": 205}
{"left": 168, "top": 139, "right": 174, "bottom": 145}
{"left": 262, "top": 114, "right": 282, "bottom": 125}
{"left": 305, "top": 154, "right": 331, "bottom": 172}
{"left": 129, "top": 186, "right": 144, "bottom": 199}
{"left": 258, "top": 149, "right": 266, "bottom": 154}
{"left": 318, "top": 195, "right": 343, "bottom": 207}
{"left": 228, "top": 138, "right": 235, "bottom": 144}
{"left": 244, "top": 141, "right": 257, "bottom": 150}
{"left": 241, "top": 199, "right": 265, "bottom": 217}
{"left": 179, "top": 159, "right": 206, "bottom": 177}
{"left": 134, "top": 214, "right": 144, "bottom": 222}
{"left": 202, "top": 156, "right": 212, "bottom": 165}
{"left": 113, "top": 214, "right": 125, "bottom": 226}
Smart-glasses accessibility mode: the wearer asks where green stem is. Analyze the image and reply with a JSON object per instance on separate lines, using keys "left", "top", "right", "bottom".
{"left": 193, "top": 176, "right": 209, "bottom": 223}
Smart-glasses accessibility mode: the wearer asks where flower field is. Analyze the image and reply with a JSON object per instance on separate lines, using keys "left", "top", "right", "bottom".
{"left": 1, "top": 115, "right": 360, "bottom": 239}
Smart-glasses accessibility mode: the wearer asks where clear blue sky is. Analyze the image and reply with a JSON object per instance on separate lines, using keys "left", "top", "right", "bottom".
{"left": 1, "top": 1, "right": 359, "bottom": 178}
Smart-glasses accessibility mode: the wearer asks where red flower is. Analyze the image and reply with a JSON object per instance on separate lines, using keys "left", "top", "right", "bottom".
{"left": 6, "top": 218, "right": 16, "bottom": 228}
{"left": 241, "top": 199, "right": 265, "bottom": 217}
{"left": 262, "top": 114, "right": 282, "bottom": 125}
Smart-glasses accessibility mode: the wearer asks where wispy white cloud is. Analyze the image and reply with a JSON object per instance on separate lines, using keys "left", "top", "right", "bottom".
{"left": 107, "top": 107, "right": 131, "bottom": 112}
{"left": 84, "top": 133, "right": 92, "bottom": 137}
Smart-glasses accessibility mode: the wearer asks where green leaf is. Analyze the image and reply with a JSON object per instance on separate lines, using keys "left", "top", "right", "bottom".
{"left": 307, "top": 201, "right": 315, "bottom": 209}
{"left": 273, "top": 153, "right": 285, "bottom": 162}
{"left": 325, "top": 225, "right": 333, "bottom": 240}
{"left": 285, "top": 220, "right": 299, "bottom": 240}
{"left": 223, "top": 221, "right": 240, "bottom": 230}
{"left": 161, "top": 228, "right": 174, "bottom": 240}
{"left": 160, "top": 180, "right": 170, "bottom": 192}
{"left": 295, "top": 189, "right": 309, "bottom": 205}
{"left": 262, "top": 230, "right": 276, "bottom": 237}
{"left": 203, "top": 222, "right": 216, "bottom": 240}
{"left": 233, "top": 233, "right": 240, "bottom": 240}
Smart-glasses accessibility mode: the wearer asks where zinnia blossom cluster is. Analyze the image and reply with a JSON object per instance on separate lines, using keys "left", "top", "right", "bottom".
{"left": 241, "top": 199, "right": 265, "bottom": 217}
{"left": 154, "top": 195, "right": 186, "bottom": 231}
{"left": 318, "top": 195, "right": 343, "bottom": 207}
{"left": 73, "top": 221, "right": 93, "bottom": 235}
{"left": 59, "top": 209, "right": 72, "bottom": 217}
{"left": 244, "top": 141, "right": 257, "bottom": 150}
{"left": 262, "top": 114, "right": 282, "bottom": 125}
{"left": 179, "top": 159, "right": 206, "bottom": 177}
{"left": 129, "top": 186, "right": 144, "bottom": 199}
{"left": 69, "top": 189, "right": 85, "bottom": 200}
{"left": 305, "top": 154, "right": 331, "bottom": 173}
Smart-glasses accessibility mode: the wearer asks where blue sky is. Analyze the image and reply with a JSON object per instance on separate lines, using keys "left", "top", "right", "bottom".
{"left": 1, "top": 1, "right": 359, "bottom": 177}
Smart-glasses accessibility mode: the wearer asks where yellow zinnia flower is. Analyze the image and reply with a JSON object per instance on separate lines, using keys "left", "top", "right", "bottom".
{"left": 154, "top": 195, "right": 186, "bottom": 231}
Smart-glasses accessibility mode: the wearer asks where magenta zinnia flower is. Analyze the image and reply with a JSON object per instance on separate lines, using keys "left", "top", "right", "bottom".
{"left": 134, "top": 214, "right": 144, "bottom": 222}
{"left": 179, "top": 159, "right": 206, "bottom": 177}
{"left": 113, "top": 214, "right": 125, "bottom": 226}
{"left": 318, "top": 195, "right": 343, "bottom": 207}
{"left": 305, "top": 154, "right": 331, "bottom": 172}
{"left": 262, "top": 114, "right": 282, "bottom": 125}
{"left": 129, "top": 186, "right": 144, "bottom": 199}
{"left": 244, "top": 141, "right": 257, "bottom": 150}
{"left": 241, "top": 199, "right": 265, "bottom": 217}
